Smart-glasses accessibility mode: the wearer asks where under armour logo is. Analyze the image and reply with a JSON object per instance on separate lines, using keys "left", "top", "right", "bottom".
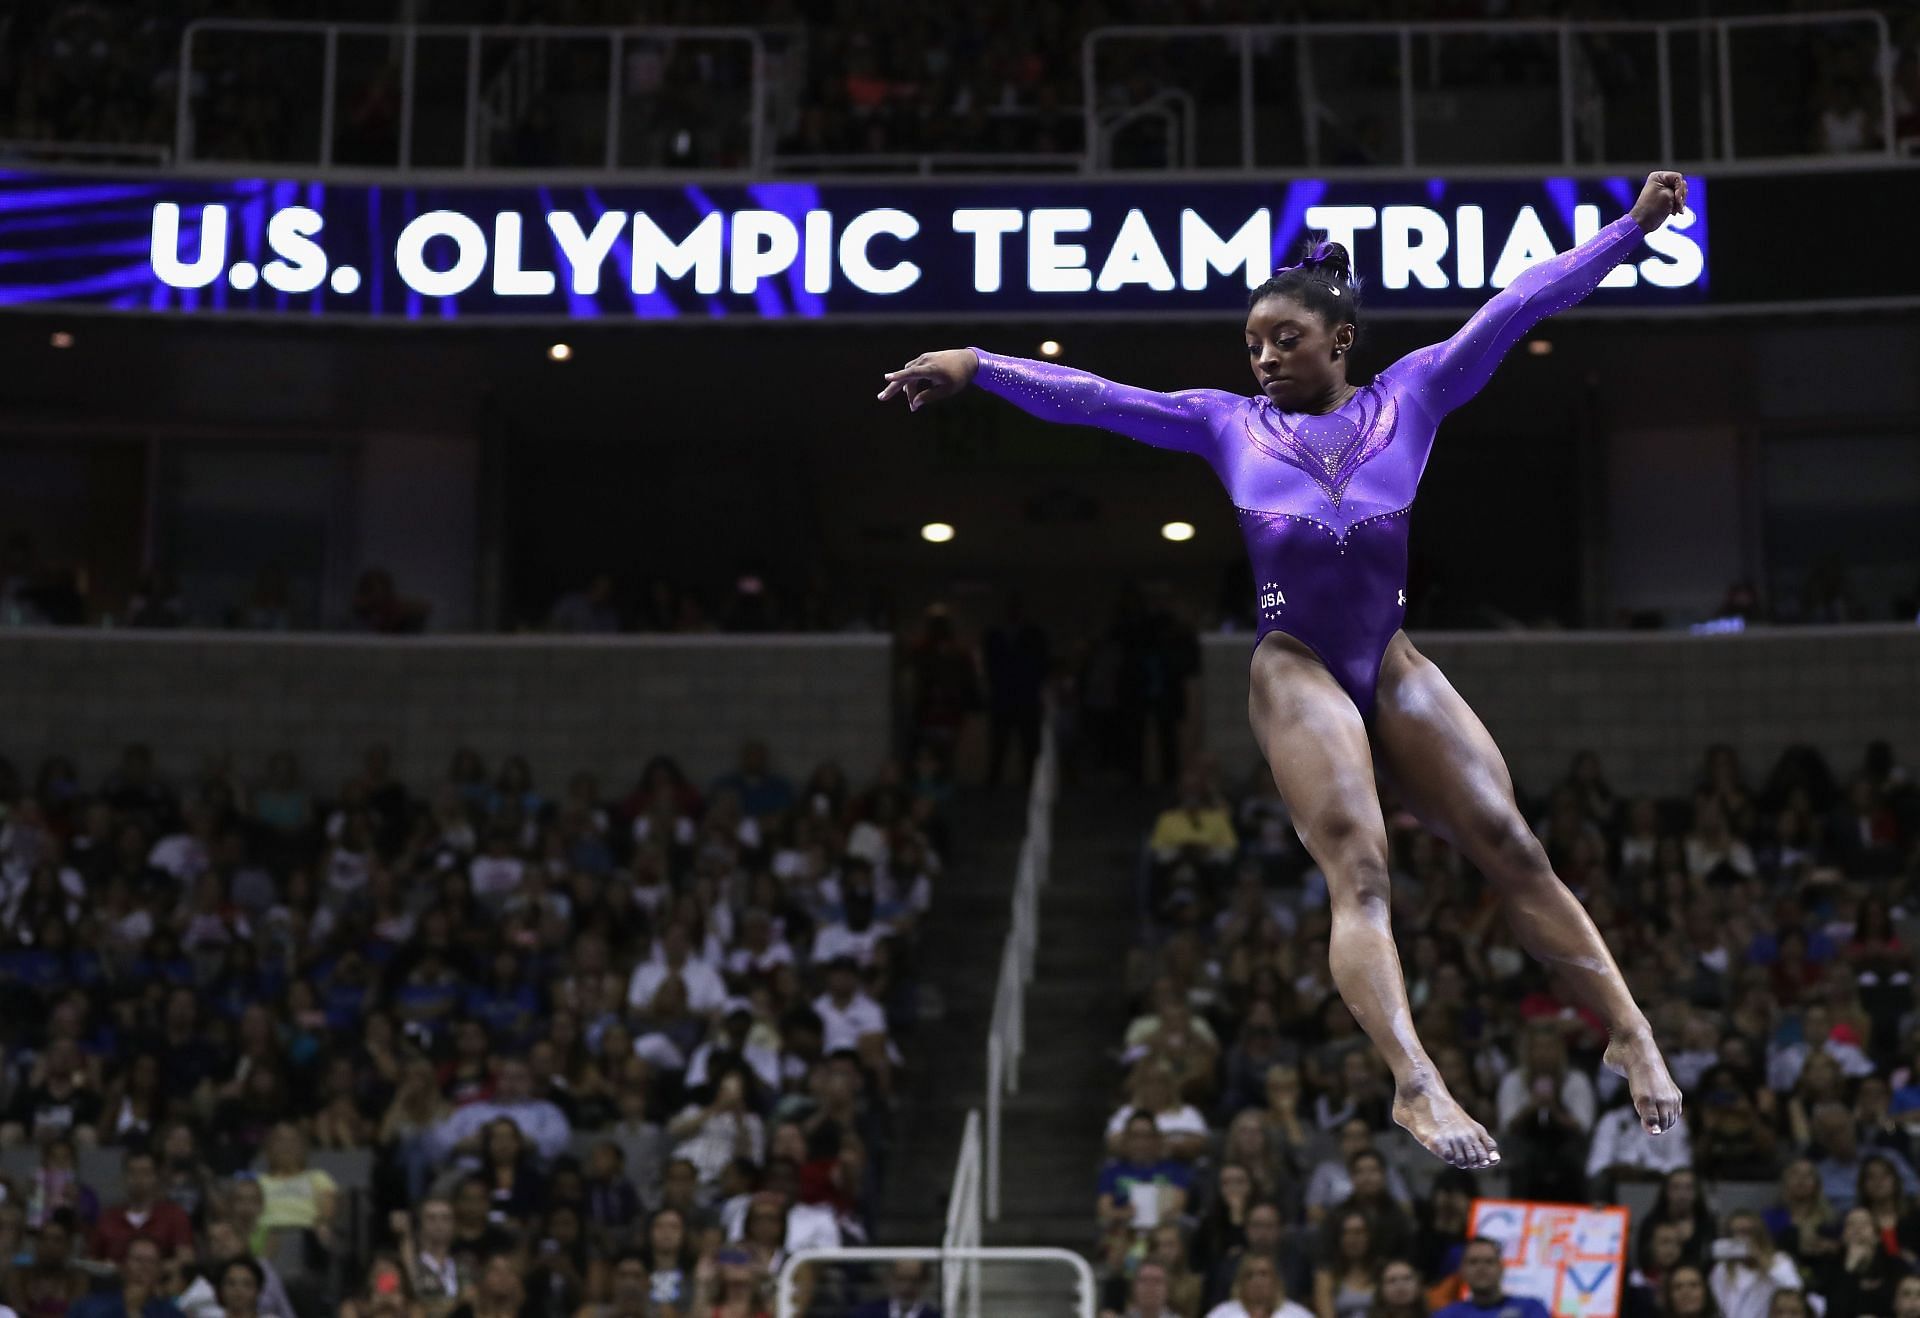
{"left": 1397, "top": 589, "right": 1406, "bottom": 606}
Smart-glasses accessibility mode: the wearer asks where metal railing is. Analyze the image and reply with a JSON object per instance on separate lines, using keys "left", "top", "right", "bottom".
{"left": 943, "top": 1110, "right": 984, "bottom": 1318}
{"left": 985, "top": 701, "right": 1059, "bottom": 1223}
{"left": 776, "top": 1246, "right": 1096, "bottom": 1318}
{"left": 174, "top": 20, "right": 789, "bottom": 171}
{"left": 1084, "top": 11, "right": 1900, "bottom": 170}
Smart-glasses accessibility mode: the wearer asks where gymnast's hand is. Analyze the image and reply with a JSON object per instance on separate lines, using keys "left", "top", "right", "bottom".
{"left": 877, "top": 348, "right": 979, "bottom": 411}
{"left": 1629, "top": 171, "right": 1688, "bottom": 232}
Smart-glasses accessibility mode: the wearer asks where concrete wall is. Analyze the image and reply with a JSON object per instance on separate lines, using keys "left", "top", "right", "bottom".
{"left": 1198, "top": 625, "right": 1920, "bottom": 798}
{"left": 0, "top": 630, "right": 893, "bottom": 791}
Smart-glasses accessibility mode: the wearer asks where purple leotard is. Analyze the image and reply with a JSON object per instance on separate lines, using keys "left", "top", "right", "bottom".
{"left": 968, "top": 211, "right": 1647, "bottom": 719}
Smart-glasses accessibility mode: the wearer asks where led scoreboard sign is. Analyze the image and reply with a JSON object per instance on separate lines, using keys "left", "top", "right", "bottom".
{"left": 0, "top": 171, "right": 1707, "bottom": 321}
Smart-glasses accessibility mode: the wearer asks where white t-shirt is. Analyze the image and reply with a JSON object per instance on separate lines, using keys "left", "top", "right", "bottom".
{"left": 1207, "top": 1301, "right": 1315, "bottom": 1318}
{"left": 812, "top": 991, "right": 888, "bottom": 1052}
{"left": 628, "top": 958, "right": 729, "bottom": 1014}
{"left": 813, "top": 923, "right": 886, "bottom": 967}
{"left": 470, "top": 854, "right": 527, "bottom": 902}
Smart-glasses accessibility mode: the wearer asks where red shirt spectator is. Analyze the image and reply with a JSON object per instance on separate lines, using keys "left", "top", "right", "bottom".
{"left": 89, "top": 1151, "right": 194, "bottom": 1265}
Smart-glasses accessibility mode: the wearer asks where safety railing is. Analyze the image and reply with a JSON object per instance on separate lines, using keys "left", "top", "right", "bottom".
{"left": 943, "top": 1111, "right": 984, "bottom": 1318}
{"left": 776, "top": 1246, "right": 1096, "bottom": 1318}
{"left": 1083, "top": 11, "right": 1900, "bottom": 170}
{"left": 173, "top": 20, "right": 797, "bottom": 171}
{"left": 985, "top": 699, "right": 1059, "bottom": 1223}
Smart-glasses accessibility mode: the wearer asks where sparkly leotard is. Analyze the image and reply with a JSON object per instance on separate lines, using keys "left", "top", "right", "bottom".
{"left": 968, "top": 212, "right": 1647, "bottom": 719}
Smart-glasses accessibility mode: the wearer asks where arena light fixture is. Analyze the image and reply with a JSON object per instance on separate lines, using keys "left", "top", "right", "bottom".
{"left": 1038, "top": 339, "right": 1062, "bottom": 357}
{"left": 547, "top": 342, "right": 573, "bottom": 362}
{"left": 920, "top": 522, "right": 955, "bottom": 543}
{"left": 1161, "top": 521, "right": 1196, "bottom": 542}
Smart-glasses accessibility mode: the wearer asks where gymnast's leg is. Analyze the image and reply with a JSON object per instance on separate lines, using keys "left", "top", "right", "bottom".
{"left": 1249, "top": 632, "right": 1499, "bottom": 1169}
{"left": 1368, "top": 633, "right": 1683, "bottom": 1135}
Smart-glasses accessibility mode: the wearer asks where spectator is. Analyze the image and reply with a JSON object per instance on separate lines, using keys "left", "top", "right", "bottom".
{"left": 68, "top": 1236, "right": 180, "bottom": 1318}
{"left": 1099, "top": 1114, "right": 1193, "bottom": 1245}
{"left": 1639, "top": 1170, "right": 1718, "bottom": 1270}
{"left": 447, "top": 1253, "right": 531, "bottom": 1318}
{"left": 1813, "top": 1104, "right": 1919, "bottom": 1213}
{"left": 1814, "top": 1208, "right": 1906, "bottom": 1318}
{"left": 90, "top": 1150, "right": 195, "bottom": 1267}
{"left": 1372, "top": 1261, "right": 1427, "bottom": 1318}
{"left": 1660, "top": 1265, "right": 1720, "bottom": 1318}
{"left": 1433, "top": 1240, "right": 1549, "bottom": 1318}
{"left": 426, "top": 1058, "right": 573, "bottom": 1166}
{"left": 1707, "top": 1212, "right": 1803, "bottom": 1318}
{"left": 1589, "top": 1093, "right": 1694, "bottom": 1197}
{"left": 1314, "top": 1212, "right": 1382, "bottom": 1318}
{"left": 1110, "top": 1259, "right": 1176, "bottom": 1318}
{"left": 1207, "top": 1253, "right": 1312, "bottom": 1318}
{"left": 851, "top": 1259, "right": 938, "bottom": 1318}
{"left": 255, "top": 1123, "right": 339, "bottom": 1254}
{"left": 1108, "top": 1062, "right": 1211, "bottom": 1164}
{"left": 391, "top": 1202, "right": 461, "bottom": 1317}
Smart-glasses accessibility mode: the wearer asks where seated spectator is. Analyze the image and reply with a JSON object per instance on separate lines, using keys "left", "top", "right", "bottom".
{"left": 1707, "top": 1212, "right": 1803, "bottom": 1318}
{"left": 6, "top": 1210, "right": 92, "bottom": 1317}
{"left": 1813, "top": 1103, "right": 1919, "bottom": 1213}
{"left": 1148, "top": 768, "right": 1238, "bottom": 907}
{"left": 1771, "top": 1006, "right": 1876, "bottom": 1093}
{"left": 1373, "top": 1260, "right": 1427, "bottom": 1318}
{"left": 1100, "top": 1115, "right": 1193, "bottom": 1255}
{"left": 1320, "top": 1152, "right": 1413, "bottom": 1264}
{"left": 426, "top": 1057, "right": 573, "bottom": 1166}
{"left": 1765, "top": 1158, "right": 1840, "bottom": 1270}
{"left": 1306, "top": 1122, "right": 1412, "bottom": 1227}
{"left": 3, "top": 1038, "right": 103, "bottom": 1148}
{"left": 1589, "top": 1091, "right": 1695, "bottom": 1198}
{"left": 1638, "top": 1169, "right": 1717, "bottom": 1270}
{"left": 637, "top": 1209, "right": 699, "bottom": 1317}
{"left": 584, "top": 1250, "right": 654, "bottom": 1318}
{"left": 472, "top": 1118, "right": 546, "bottom": 1232}
{"left": 1814, "top": 1208, "right": 1906, "bottom": 1318}
{"left": 1624, "top": 1222, "right": 1686, "bottom": 1318}
{"left": 448, "top": 1176, "right": 519, "bottom": 1271}
{"left": 1211, "top": 1199, "right": 1310, "bottom": 1311}
{"left": 447, "top": 1253, "right": 527, "bottom": 1318}
{"left": 1313, "top": 1211, "right": 1382, "bottom": 1318}
{"left": 1108, "top": 1258, "right": 1176, "bottom": 1318}
{"left": 1208, "top": 1253, "right": 1312, "bottom": 1318}
{"left": 254, "top": 1124, "right": 339, "bottom": 1254}
{"left": 1658, "top": 1265, "right": 1719, "bottom": 1318}
{"left": 667, "top": 1071, "right": 766, "bottom": 1192}
{"left": 90, "top": 1149, "right": 194, "bottom": 1267}
{"left": 1690, "top": 1071, "right": 1773, "bottom": 1183}
{"left": 67, "top": 1236, "right": 178, "bottom": 1318}
{"left": 810, "top": 958, "right": 893, "bottom": 1096}
{"left": 1495, "top": 1025, "right": 1595, "bottom": 1202}
{"left": 336, "top": 1255, "right": 417, "bottom": 1318}
{"left": 1434, "top": 1239, "right": 1549, "bottom": 1318}
{"left": 390, "top": 1201, "right": 461, "bottom": 1317}
{"left": 1108, "top": 1061, "right": 1210, "bottom": 1164}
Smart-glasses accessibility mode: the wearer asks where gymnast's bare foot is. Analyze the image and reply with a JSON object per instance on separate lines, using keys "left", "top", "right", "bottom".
{"left": 1604, "top": 1030, "right": 1684, "bottom": 1135}
{"left": 1393, "top": 1077, "right": 1500, "bottom": 1169}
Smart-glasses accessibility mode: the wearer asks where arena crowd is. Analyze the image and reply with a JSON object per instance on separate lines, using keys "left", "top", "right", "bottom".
{"left": 1100, "top": 736, "right": 1920, "bottom": 1318}
{"left": 0, "top": 734, "right": 953, "bottom": 1317}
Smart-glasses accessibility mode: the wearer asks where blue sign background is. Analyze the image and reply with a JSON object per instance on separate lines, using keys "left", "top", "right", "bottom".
{"left": 0, "top": 170, "right": 1706, "bottom": 321}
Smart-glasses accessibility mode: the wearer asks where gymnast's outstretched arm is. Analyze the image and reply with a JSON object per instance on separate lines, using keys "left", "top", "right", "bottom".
{"left": 877, "top": 347, "right": 1229, "bottom": 459}
{"left": 1389, "top": 170, "right": 1690, "bottom": 422}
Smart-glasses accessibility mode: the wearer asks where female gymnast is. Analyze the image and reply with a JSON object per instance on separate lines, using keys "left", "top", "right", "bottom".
{"left": 875, "top": 171, "right": 1691, "bottom": 1170}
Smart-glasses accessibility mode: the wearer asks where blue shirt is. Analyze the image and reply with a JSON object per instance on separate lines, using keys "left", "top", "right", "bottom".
{"left": 1436, "top": 1296, "right": 1553, "bottom": 1318}
{"left": 1096, "top": 1158, "right": 1192, "bottom": 1206}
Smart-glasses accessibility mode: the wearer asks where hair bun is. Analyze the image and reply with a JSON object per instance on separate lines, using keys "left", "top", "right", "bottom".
{"left": 1301, "top": 236, "right": 1353, "bottom": 284}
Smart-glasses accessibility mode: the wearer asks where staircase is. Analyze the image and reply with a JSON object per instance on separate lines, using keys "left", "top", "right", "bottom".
{"left": 872, "top": 780, "right": 1157, "bottom": 1314}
